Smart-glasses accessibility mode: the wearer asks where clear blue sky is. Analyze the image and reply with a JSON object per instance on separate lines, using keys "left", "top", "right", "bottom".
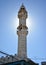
{"left": 0, "top": 0, "right": 46, "bottom": 65}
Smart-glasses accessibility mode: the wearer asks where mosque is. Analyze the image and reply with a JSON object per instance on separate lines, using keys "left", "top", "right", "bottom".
{"left": 0, "top": 4, "right": 38, "bottom": 65}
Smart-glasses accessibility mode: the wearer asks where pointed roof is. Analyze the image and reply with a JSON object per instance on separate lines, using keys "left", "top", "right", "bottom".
{"left": 18, "top": 4, "right": 27, "bottom": 13}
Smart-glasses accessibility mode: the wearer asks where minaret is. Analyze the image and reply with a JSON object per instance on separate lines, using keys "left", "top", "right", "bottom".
{"left": 17, "top": 4, "right": 28, "bottom": 58}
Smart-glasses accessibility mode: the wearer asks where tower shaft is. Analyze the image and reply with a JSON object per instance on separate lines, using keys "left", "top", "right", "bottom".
{"left": 17, "top": 30, "right": 28, "bottom": 58}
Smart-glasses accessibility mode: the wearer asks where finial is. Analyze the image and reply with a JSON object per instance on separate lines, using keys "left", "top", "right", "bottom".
{"left": 22, "top": 3, "right": 24, "bottom": 6}
{"left": 21, "top": 3, "right": 25, "bottom": 8}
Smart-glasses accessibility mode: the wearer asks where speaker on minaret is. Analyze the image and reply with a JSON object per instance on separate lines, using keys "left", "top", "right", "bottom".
{"left": 17, "top": 4, "right": 28, "bottom": 59}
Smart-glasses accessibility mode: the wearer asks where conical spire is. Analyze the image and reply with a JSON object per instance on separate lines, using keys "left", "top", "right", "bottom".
{"left": 20, "top": 3, "right": 25, "bottom": 9}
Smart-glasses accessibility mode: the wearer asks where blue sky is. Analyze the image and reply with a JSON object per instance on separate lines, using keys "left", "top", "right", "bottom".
{"left": 0, "top": 0, "right": 46, "bottom": 65}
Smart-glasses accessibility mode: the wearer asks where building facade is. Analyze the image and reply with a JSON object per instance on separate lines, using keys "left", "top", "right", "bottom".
{"left": 41, "top": 62, "right": 46, "bottom": 65}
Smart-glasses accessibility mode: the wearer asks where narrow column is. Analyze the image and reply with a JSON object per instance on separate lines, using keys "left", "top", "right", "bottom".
{"left": 17, "top": 4, "right": 28, "bottom": 58}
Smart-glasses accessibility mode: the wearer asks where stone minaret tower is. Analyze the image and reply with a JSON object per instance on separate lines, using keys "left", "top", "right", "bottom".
{"left": 17, "top": 4, "right": 28, "bottom": 58}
